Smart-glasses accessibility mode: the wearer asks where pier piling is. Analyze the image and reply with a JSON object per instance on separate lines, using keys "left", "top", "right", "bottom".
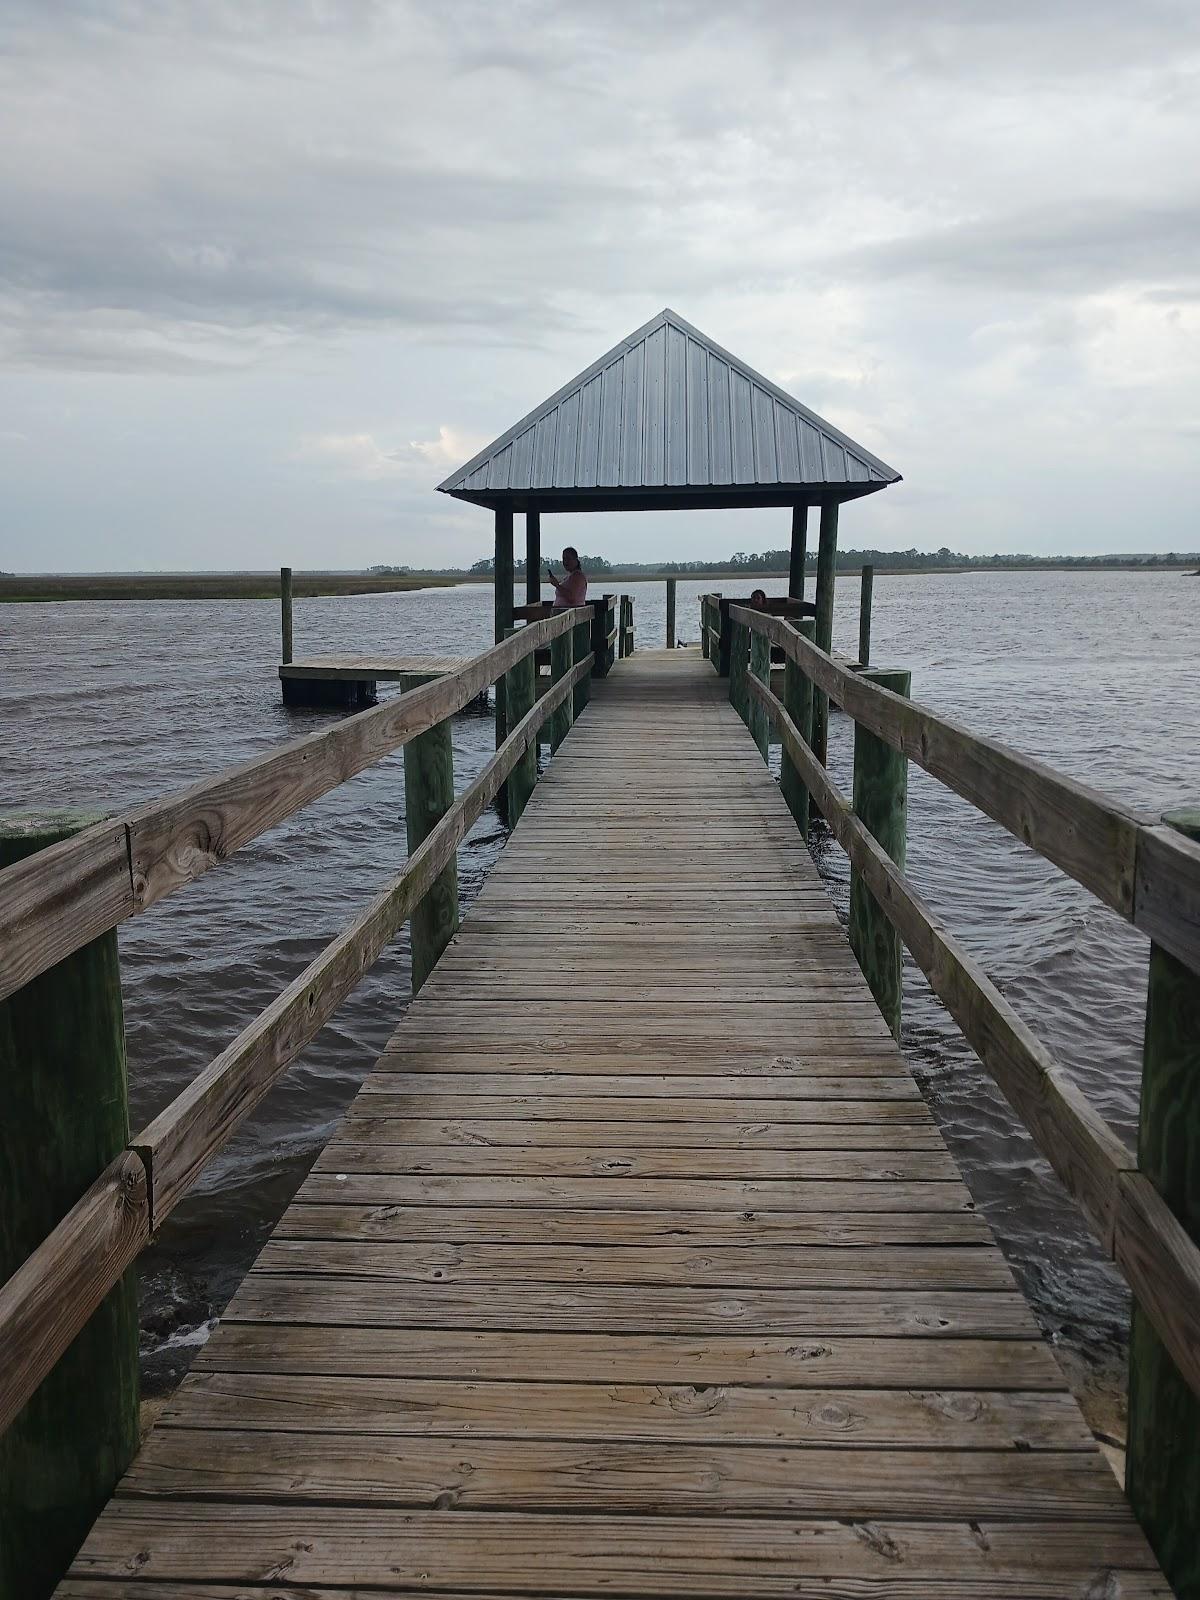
{"left": 280, "top": 567, "right": 293, "bottom": 665}
{"left": 666, "top": 579, "right": 676, "bottom": 649}
{"left": 403, "top": 723, "right": 459, "bottom": 994}
{"left": 781, "top": 619, "right": 816, "bottom": 839}
{"left": 0, "top": 814, "right": 139, "bottom": 1600}
{"left": 858, "top": 563, "right": 874, "bottom": 667}
{"left": 1128, "top": 805, "right": 1200, "bottom": 1598}
{"left": 848, "top": 667, "right": 910, "bottom": 1038}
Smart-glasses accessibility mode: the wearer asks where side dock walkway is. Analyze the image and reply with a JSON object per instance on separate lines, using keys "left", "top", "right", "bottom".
{"left": 62, "top": 651, "right": 1163, "bottom": 1597}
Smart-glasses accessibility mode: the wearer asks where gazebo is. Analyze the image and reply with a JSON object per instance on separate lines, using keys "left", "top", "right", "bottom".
{"left": 438, "top": 306, "right": 900, "bottom": 656}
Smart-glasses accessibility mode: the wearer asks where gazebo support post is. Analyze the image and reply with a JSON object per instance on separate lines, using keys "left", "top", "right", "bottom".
{"left": 525, "top": 508, "right": 541, "bottom": 605}
{"left": 494, "top": 507, "right": 514, "bottom": 820}
{"left": 811, "top": 500, "right": 839, "bottom": 773}
{"left": 789, "top": 505, "right": 808, "bottom": 600}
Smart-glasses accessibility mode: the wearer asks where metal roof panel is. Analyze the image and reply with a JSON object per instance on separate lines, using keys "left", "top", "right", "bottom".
{"left": 438, "top": 308, "right": 901, "bottom": 503}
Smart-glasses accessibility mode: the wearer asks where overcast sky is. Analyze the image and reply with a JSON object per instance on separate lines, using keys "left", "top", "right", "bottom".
{"left": 1, "top": 1, "right": 1197, "bottom": 571}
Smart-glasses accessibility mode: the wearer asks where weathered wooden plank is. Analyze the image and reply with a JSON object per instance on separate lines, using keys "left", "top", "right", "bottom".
{"left": 194, "top": 1325, "right": 1064, "bottom": 1387}
{"left": 120, "top": 1430, "right": 1126, "bottom": 1518}
{"left": 67, "top": 1507, "right": 1161, "bottom": 1593}
{"left": 347, "top": 1095, "right": 935, "bottom": 1126}
{"left": 312, "top": 1144, "right": 958, "bottom": 1180}
{"left": 273, "top": 1202, "right": 987, "bottom": 1245}
{"left": 159, "top": 1371, "right": 1089, "bottom": 1448}
{"left": 254, "top": 1239, "right": 1010, "bottom": 1290}
{"left": 224, "top": 1278, "right": 1038, "bottom": 1336}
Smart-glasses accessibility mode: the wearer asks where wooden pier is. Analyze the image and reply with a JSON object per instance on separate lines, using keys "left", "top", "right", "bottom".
{"left": 2, "top": 610, "right": 1198, "bottom": 1598}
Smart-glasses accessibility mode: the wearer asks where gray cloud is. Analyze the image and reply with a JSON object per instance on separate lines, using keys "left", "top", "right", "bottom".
{"left": 1, "top": 0, "right": 1198, "bottom": 567}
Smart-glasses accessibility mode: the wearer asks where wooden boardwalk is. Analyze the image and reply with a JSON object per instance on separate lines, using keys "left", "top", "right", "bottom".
{"left": 61, "top": 651, "right": 1164, "bottom": 1597}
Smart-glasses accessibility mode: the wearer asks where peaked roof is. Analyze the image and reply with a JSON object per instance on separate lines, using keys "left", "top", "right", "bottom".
{"left": 438, "top": 308, "right": 900, "bottom": 513}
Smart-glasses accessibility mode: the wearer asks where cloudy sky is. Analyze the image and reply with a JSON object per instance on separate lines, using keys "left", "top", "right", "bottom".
{"left": 1, "top": 0, "right": 1197, "bottom": 571}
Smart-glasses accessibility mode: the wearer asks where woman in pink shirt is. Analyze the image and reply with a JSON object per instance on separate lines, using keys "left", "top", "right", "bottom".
{"left": 546, "top": 546, "right": 588, "bottom": 609}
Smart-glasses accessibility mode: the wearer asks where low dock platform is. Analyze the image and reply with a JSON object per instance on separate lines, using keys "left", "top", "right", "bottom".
{"left": 280, "top": 655, "right": 469, "bottom": 707}
{"left": 59, "top": 651, "right": 1161, "bottom": 1597}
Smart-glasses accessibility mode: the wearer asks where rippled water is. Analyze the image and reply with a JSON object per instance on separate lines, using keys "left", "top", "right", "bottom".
{"left": 1, "top": 571, "right": 1195, "bottom": 1410}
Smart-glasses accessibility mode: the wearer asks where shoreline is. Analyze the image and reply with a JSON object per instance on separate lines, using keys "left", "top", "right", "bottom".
{"left": 3, "top": 563, "right": 1196, "bottom": 601}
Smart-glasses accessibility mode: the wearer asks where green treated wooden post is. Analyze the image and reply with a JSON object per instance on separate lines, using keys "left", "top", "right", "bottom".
{"left": 700, "top": 597, "right": 710, "bottom": 660}
{"left": 548, "top": 626, "right": 574, "bottom": 752}
{"left": 403, "top": 721, "right": 458, "bottom": 993}
{"left": 504, "top": 629, "right": 537, "bottom": 825}
{"left": 1128, "top": 806, "right": 1200, "bottom": 1598}
{"left": 789, "top": 505, "right": 808, "bottom": 600}
{"left": 0, "top": 813, "right": 139, "bottom": 1600}
{"left": 781, "top": 620, "right": 816, "bottom": 840}
{"left": 280, "top": 566, "right": 293, "bottom": 665}
{"left": 728, "top": 619, "right": 750, "bottom": 726}
{"left": 858, "top": 564, "right": 874, "bottom": 667}
{"left": 572, "top": 616, "right": 591, "bottom": 716}
{"left": 748, "top": 624, "right": 770, "bottom": 758}
{"left": 493, "top": 507, "right": 514, "bottom": 753}
{"left": 666, "top": 579, "right": 677, "bottom": 649}
{"left": 848, "top": 669, "right": 909, "bottom": 1038}
{"left": 812, "top": 501, "right": 839, "bottom": 768}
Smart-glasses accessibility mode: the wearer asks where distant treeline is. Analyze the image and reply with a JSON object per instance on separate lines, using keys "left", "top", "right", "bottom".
{"left": 456, "top": 547, "right": 1200, "bottom": 577}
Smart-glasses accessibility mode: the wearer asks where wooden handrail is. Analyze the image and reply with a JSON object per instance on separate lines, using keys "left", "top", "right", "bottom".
{"left": 730, "top": 605, "right": 1200, "bottom": 977}
{"left": 0, "top": 648, "right": 592, "bottom": 1437}
{"left": 0, "top": 608, "right": 590, "bottom": 1005}
{"left": 745, "top": 665, "right": 1200, "bottom": 1405}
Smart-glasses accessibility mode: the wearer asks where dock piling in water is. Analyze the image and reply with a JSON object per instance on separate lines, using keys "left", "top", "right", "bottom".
{"left": 666, "top": 578, "right": 676, "bottom": 648}
{"left": 403, "top": 723, "right": 459, "bottom": 994}
{"left": 1128, "top": 804, "right": 1200, "bottom": 1597}
{"left": 781, "top": 619, "right": 816, "bottom": 839}
{"left": 848, "top": 667, "right": 910, "bottom": 1039}
{"left": 503, "top": 634, "right": 537, "bottom": 825}
{"left": 0, "top": 813, "right": 139, "bottom": 1600}
{"left": 858, "top": 563, "right": 874, "bottom": 667}
{"left": 280, "top": 566, "right": 293, "bottom": 665}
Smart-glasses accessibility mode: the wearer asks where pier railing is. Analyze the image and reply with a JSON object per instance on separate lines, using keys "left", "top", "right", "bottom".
{"left": 0, "top": 606, "right": 599, "bottom": 1585}
{"left": 726, "top": 601, "right": 1200, "bottom": 1589}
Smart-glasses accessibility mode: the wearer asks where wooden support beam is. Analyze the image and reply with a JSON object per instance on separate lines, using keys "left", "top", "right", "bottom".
{"left": 749, "top": 625, "right": 771, "bottom": 758}
{"left": 403, "top": 722, "right": 459, "bottom": 994}
{"left": 781, "top": 620, "right": 815, "bottom": 840}
{"left": 666, "top": 579, "right": 677, "bottom": 649}
{"left": 504, "top": 634, "right": 537, "bottom": 825}
{"left": 0, "top": 815, "right": 139, "bottom": 1600}
{"left": 848, "top": 669, "right": 910, "bottom": 1039}
{"left": 280, "top": 567, "right": 293, "bottom": 665}
{"left": 1128, "top": 805, "right": 1200, "bottom": 1597}
{"left": 859, "top": 564, "right": 874, "bottom": 668}
{"left": 812, "top": 501, "right": 839, "bottom": 768}
{"left": 525, "top": 509, "right": 541, "bottom": 606}
{"left": 789, "top": 505, "right": 808, "bottom": 600}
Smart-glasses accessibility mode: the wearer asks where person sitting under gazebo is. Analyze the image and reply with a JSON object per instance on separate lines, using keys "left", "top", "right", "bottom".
{"left": 547, "top": 547, "right": 587, "bottom": 609}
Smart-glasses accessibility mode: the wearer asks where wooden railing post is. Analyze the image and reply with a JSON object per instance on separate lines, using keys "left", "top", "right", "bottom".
{"left": 0, "top": 813, "right": 139, "bottom": 1600}
{"left": 1128, "top": 806, "right": 1200, "bottom": 1597}
{"left": 403, "top": 722, "right": 459, "bottom": 993}
{"left": 748, "top": 624, "right": 771, "bottom": 758}
{"left": 666, "top": 579, "right": 677, "bottom": 649}
{"left": 781, "top": 619, "right": 816, "bottom": 839}
{"left": 572, "top": 615, "right": 591, "bottom": 717}
{"left": 548, "top": 626, "right": 574, "bottom": 752}
{"left": 700, "top": 596, "right": 710, "bottom": 660}
{"left": 848, "top": 668, "right": 910, "bottom": 1038}
{"left": 503, "top": 629, "right": 537, "bottom": 826}
{"left": 280, "top": 567, "right": 293, "bottom": 665}
{"left": 858, "top": 564, "right": 874, "bottom": 668}
{"left": 728, "top": 618, "right": 750, "bottom": 726}
{"left": 624, "top": 595, "right": 635, "bottom": 656}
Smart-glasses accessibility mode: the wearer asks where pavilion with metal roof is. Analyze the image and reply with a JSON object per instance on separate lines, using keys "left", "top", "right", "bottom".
{"left": 438, "top": 306, "right": 900, "bottom": 650}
